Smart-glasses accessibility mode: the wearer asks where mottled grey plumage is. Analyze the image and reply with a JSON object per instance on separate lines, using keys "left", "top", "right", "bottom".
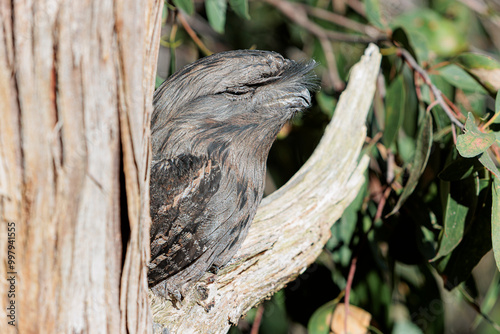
{"left": 149, "top": 50, "right": 317, "bottom": 299}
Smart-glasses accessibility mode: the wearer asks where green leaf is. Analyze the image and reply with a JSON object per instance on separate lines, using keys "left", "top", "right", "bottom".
{"left": 389, "top": 112, "right": 433, "bottom": 216}
{"left": 456, "top": 52, "right": 500, "bottom": 70}
{"left": 229, "top": 0, "right": 250, "bottom": 20}
{"left": 478, "top": 151, "right": 500, "bottom": 178}
{"left": 383, "top": 75, "right": 406, "bottom": 146}
{"left": 433, "top": 177, "right": 476, "bottom": 259}
{"left": 308, "top": 300, "right": 338, "bottom": 334}
{"left": 491, "top": 89, "right": 500, "bottom": 127}
{"left": 206, "top": 0, "right": 227, "bottom": 33}
{"left": 155, "top": 75, "right": 165, "bottom": 89}
{"left": 172, "top": 0, "right": 194, "bottom": 15}
{"left": 328, "top": 181, "right": 366, "bottom": 266}
{"left": 434, "top": 184, "right": 492, "bottom": 290}
{"left": 455, "top": 53, "right": 500, "bottom": 95}
{"left": 496, "top": 90, "right": 500, "bottom": 114}
{"left": 493, "top": 176, "right": 500, "bottom": 272}
{"left": 317, "top": 91, "right": 337, "bottom": 118}
{"left": 391, "top": 9, "right": 467, "bottom": 57}
{"left": 260, "top": 292, "right": 288, "bottom": 334}
{"left": 456, "top": 113, "right": 496, "bottom": 158}
{"left": 364, "top": 0, "right": 386, "bottom": 30}
{"left": 438, "top": 65, "right": 487, "bottom": 93}
{"left": 162, "top": 2, "right": 168, "bottom": 22}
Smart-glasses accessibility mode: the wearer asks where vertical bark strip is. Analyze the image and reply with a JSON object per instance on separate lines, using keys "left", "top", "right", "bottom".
{"left": 0, "top": 1, "right": 162, "bottom": 333}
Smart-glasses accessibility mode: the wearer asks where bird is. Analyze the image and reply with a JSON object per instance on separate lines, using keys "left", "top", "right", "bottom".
{"left": 149, "top": 49, "right": 318, "bottom": 300}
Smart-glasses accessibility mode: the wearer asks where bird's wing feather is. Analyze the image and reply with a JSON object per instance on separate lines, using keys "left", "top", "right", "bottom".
{"left": 149, "top": 154, "right": 222, "bottom": 286}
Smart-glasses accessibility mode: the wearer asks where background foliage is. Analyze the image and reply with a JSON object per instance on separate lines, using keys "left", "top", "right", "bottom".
{"left": 156, "top": 0, "right": 500, "bottom": 332}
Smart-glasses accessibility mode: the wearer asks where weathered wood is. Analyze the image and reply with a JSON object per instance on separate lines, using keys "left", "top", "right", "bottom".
{"left": 0, "top": 1, "right": 163, "bottom": 333}
{"left": 150, "top": 44, "right": 382, "bottom": 334}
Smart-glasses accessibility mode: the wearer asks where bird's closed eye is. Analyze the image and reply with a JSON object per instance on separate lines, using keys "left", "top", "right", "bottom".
{"left": 226, "top": 86, "right": 253, "bottom": 95}
{"left": 223, "top": 75, "right": 280, "bottom": 99}
{"left": 222, "top": 86, "right": 255, "bottom": 100}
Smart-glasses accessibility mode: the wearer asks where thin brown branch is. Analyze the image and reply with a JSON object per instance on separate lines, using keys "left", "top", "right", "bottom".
{"left": 303, "top": 4, "right": 383, "bottom": 38}
{"left": 344, "top": 256, "right": 358, "bottom": 334}
{"left": 177, "top": 11, "right": 213, "bottom": 56}
{"left": 320, "top": 38, "right": 345, "bottom": 91}
{"left": 441, "top": 93, "right": 464, "bottom": 119}
{"left": 261, "top": 0, "right": 384, "bottom": 44}
{"left": 398, "top": 48, "right": 464, "bottom": 129}
{"left": 346, "top": 0, "right": 366, "bottom": 17}
{"left": 250, "top": 304, "right": 265, "bottom": 334}
{"left": 375, "top": 186, "right": 392, "bottom": 221}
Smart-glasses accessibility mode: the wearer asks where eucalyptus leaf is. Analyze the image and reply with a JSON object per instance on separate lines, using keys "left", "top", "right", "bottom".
{"left": 438, "top": 65, "right": 487, "bottom": 93}
{"left": 364, "top": 0, "right": 386, "bottom": 30}
{"left": 206, "top": 0, "right": 227, "bottom": 34}
{"left": 455, "top": 53, "right": 500, "bottom": 95}
{"left": 456, "top": 113, "right": 495, "bottom": 158}
{"left": 229, "top": 0, "right": 250, "bottom": 20}
{"left": 433, "top": 177, "right": 476, "bottom": 259}
{"left": 389, "top": 112, "right": 433, "bottom": 216}
{"left": 308, "top": 300, "right": 338, "bottom": 334}
{"left": 493, "top": 176, "right": 500, "bottom": 272}
{"left": 496, "top": 90, "right": 500, "bottom": 115}
{"left": 434, "top": 185, "right": 492, "bottom": 290}
{"left": 392, "top": 9, "right": 467, "bottom": 57}
{"left": 156, "top": 75, "right": 165, "bottom": 89}
{"left": 172, "top": 0, "right": 194, "bottom": 15}
{"left": 383, "top": 75, "right": 406, "bottom": 146}
{"left": 478, "top": 151, "right": 500, "bottom": 178}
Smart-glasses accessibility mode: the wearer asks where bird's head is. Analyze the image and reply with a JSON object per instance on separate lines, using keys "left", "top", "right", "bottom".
{"left": 152, "top": 50, "right": 318, "bottom": 162}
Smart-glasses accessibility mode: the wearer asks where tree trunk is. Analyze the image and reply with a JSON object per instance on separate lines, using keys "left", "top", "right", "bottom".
{"left": 0, "top": 1, "right": 162, "bottom": 333}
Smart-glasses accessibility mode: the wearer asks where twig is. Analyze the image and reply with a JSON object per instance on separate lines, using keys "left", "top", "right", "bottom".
{"left": 459, "top": 285, "right": 500, "bottom": 332}
{"left": 177, "top": 11, "right": 213, "bottom": 56}
{"left": 319, "top": 38, "right": 345, "bottom": 91}
{"left": 425, "top": 100, "right": 440, "bottom": 115}
{"left": 344, "top": 255, "right": 358, "bottom": 334}
{"left": 346, "top": 0, "right": 366, "bottom": 17}
{"left": 386, "top": 151, "right": 395, "bottom": 183}
{"left": 482, "top": 110, "right": 500, "bottom": 130}
{"left": 262, "top": 0, "right": 383, "bottom": 44}
{"left": 375, "top": 186, "right": 392, "bottom": 222}
{"left": 303, "top": 4, "right": 383, "bottom": 38}
{"left": 250, "top": 304, "right": 265, "bottom": 334}
{"left": 457, "top": 0, "right": 489, "bottom": 16}
{"left": 441, "top": 93, "right": 463, "bottom": 119}
{"left": 397, "top": 48, "right": 464, "bottom": 129}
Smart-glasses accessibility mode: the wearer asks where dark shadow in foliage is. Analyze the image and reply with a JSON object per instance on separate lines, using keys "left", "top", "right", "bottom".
{"left": 284, "top": 263, "right": 340, "bottom": 326}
